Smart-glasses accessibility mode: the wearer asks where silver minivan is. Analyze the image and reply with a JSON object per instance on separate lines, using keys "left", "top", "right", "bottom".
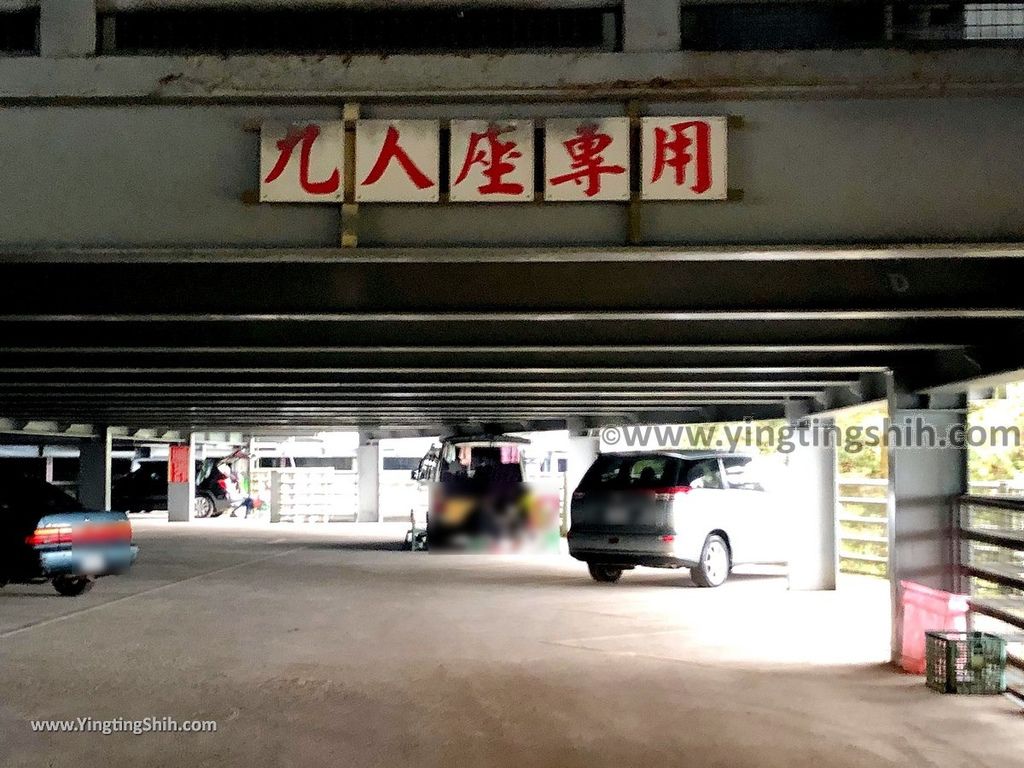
{"left": 567, "top": 451, "right": 784, "bottom": 587}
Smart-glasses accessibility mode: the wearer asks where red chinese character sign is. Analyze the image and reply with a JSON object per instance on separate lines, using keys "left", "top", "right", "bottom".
{"left": 641, "top": 117, "right": 728, "bottom": 201}
{"left": 356, "top": 120, "right": 440, "bottom": 203}
{"left": 260, "top": 121, "right": 346, "bottom": 202}
{"left": 544, "top": 118, "right": 630, "bottom": 201}
{"left": 449, "top": 120, "right": 534, "bottom": 203}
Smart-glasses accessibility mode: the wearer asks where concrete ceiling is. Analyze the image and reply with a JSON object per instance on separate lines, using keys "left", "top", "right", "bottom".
{"left": 0, "top": 244, "right": 1020, "bottom": 435}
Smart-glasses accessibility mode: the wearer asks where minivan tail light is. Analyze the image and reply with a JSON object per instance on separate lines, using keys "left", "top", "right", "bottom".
{"left": 217, "top": 478, "right": 228, "bottom": 490}
{"left": 649, "top": 485, "right": 691, "bottom": 502}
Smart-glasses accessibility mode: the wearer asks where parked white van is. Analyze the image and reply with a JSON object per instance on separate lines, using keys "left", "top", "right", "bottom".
{"left": 567, "top": 451, "right": 784, "bottom": 587}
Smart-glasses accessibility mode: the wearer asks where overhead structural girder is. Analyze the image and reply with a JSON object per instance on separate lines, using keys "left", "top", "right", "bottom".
{"left": 0, "top": 246, "right": 1021, "bottom": 431}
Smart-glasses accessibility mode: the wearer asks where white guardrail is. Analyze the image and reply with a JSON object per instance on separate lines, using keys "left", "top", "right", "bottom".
{"left": 837, "top": 477, "right": 888, "bottom": 576}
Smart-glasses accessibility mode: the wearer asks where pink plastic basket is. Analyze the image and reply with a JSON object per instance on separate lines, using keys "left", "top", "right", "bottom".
{"left": 900, "top": 581, "right": 969, "bottom": 674}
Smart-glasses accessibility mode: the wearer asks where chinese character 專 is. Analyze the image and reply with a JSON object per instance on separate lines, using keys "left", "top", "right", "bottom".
{"left": 549, "top": 125, "right": 626, "bottom": 198}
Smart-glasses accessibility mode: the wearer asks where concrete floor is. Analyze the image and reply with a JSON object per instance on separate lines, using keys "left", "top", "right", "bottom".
{"left": 1, "top": 518, "right": 1021, "bottom": 768}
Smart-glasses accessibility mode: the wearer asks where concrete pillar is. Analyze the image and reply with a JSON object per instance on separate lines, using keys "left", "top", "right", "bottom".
{"left": 78, "top": 427, "right": 112, "bottom": 511}
{"left": 887, "top": 407, "right": 966, "bottom": 662}
{"left": 39, "top": 0, "right": 96, "bottom": 58}
{"left": 566, "top": 433, "right": 600, "bottom": 496}
{"left": 563, "top": 433, "right": 599, "bottom": 533}
{"left": 357, "top": 436, "right": 380, "bottom": 522}
{"left": 787, "top": 418, "right": 839, "bottom": 591}
{"left": 622, "top": 0, "right": 681, "bottom": 52}
{"left": 167, "top": 435, "right": 196, "bottom": 523}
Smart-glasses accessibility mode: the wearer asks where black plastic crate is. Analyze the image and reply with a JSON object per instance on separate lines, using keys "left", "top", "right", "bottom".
{"left": 925, "top": 631, "right": 1007, "bottom": 694}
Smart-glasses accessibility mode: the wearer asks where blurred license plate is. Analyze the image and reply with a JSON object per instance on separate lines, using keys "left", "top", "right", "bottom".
{"left": 604, "top": 506, "right": 628, "bottom": 524}
{"left": 80, "top": 553, "right": 105, "bottom": 575}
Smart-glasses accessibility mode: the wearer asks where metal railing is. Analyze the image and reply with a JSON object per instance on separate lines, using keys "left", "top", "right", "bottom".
{"left": 955, "top": 494, "right": 1024, "bottom": 693}
{"left": 967, "top": 479, "right": 1024, "bottom": 497}
{"left": 834, "top": 480, "right": 1024, "bottom": 580}
{"left": 837, "top": 477, "right": 888, "bottom": 577}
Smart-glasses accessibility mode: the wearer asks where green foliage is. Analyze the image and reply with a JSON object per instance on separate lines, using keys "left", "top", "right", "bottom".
{"left": 836, "top": 403, "right": 888, "bottom": 479}
{"left": 968, "top": 382, "right": 1024, "bottom": 483}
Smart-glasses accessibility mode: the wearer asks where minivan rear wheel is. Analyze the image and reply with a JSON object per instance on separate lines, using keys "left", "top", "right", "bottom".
{"left": 690, "top": 535, "right": 730, "bottom": 588}
{"left": 587, "top": 563, "right": 623, "bottom": 583}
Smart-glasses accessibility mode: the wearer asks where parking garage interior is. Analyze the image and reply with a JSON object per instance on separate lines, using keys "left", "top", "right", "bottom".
{"left": 3, "top": 1, "right": 1024, "bottom": 766}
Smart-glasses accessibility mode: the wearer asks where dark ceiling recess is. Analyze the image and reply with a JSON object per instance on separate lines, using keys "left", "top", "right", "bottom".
{"left": 0, "top": 8, "right": 39, "bottom": 55}
{"left": 680, "top": 2, "right": 1024, "bottom": 50}
{"left": 97, "top": 6, "right": 619, "bottom": 56}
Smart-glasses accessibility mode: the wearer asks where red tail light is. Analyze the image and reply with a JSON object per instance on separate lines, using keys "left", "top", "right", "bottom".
{"left": 26, "top": 525, "right": 72, "bottom": 547}
{"left": 635, "top": 485, "right": 691, "bottom": 502}
{"left": 217, "top": 478, "right": 228, "bottom": 491}
{"left": 660, "top": 534, "right": 676, "bottom": 542}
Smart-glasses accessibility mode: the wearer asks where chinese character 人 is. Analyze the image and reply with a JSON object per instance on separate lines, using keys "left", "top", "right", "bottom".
{"left": 361, "top": 125, "right": 435, "bottom": 190}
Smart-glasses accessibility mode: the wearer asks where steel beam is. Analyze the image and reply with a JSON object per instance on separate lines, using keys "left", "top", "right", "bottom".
{"left": 0, "top": 253, "right": 1020, "bottom": 313}
{"left": 5, "top": 244, "right": 1024, "bottom": 264}
{"left": 0, "top": 48, "right": 1022, "bottom": 103}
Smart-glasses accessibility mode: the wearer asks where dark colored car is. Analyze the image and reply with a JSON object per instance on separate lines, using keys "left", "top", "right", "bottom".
{"left": 112, "top": 458, "right": 236, "bottom": 518}
{"left": 0, "top": 473, "right": 138, "bottom": 596}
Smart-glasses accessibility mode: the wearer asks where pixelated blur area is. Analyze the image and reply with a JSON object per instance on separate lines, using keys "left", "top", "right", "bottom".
{"left": 418, "top": 436, "right": 561, "bottom": 553}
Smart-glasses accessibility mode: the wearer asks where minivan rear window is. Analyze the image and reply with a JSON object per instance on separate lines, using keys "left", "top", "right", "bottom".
{"left": 578, "top": 454, "right": 683, "bottom": 490}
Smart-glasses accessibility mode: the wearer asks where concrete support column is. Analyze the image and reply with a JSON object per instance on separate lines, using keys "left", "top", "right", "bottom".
{"left": 167, "top": 434, "right": 196, "bottom": 523}
{"left": 40, "top": 0, "right": 96, "bottom": 58}
{"left": 887, "top": 407, "right": 966, "bottom": 662}
{"left": 357, "top": 435, "right": 380, "bottom": 523}
{"left": 563, "top": 432, "right": 599, "bottom": 533}
{"left": 622, "top": 0, "right": 681, "bottom": 52}
{"left": 566, "top": 433, "right": 600, "bottom": 496}
{"left": 787, "top": 419, "right": 839, "bottom": 591}
{"left": 78, "top": 427, "right": 112, "bottom": 511}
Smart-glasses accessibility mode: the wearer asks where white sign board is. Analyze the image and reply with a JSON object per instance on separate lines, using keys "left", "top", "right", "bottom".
{"left": 544, "top": 117, "right": 630, "bottom": 201}
{"left": 640, "top": 116, "right": 728, "bottom": 200}
{"left": 356, "top": 120, "right": 440, "bottom": 203}
{"left": 260, "top": 120, "right": 346, "bottom": 203}
{"left": 449, "top": 120, "right": 534, "bottom": 203}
